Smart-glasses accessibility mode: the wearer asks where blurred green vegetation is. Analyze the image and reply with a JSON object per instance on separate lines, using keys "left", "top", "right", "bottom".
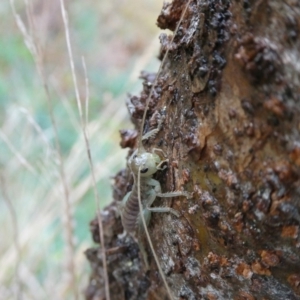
{"left": 0, "top": 0, "right": 163, "bottom": 298}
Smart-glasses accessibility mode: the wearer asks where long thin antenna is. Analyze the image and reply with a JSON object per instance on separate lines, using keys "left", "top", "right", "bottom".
{"left": 136, "top": 1, "right": 193, "bottom": 297}
{"left": 137, "top": 168, "right": 174, "bottom": 300}
{"left": 138, "top": 0, "right": 192, "bottom": 150}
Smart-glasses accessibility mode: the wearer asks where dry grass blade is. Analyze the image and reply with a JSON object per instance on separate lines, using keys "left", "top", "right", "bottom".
{"left": 0, "top": 174, "right": 22, "bottom": 300}
{"left": 0, "top": 129, "right": 36, "bottom": 174}
{"left": 59, "top": 1, "right": 110, "bottom": 299}
{"left": 83, "top": 58, "right": 89, "bottom": 127}
{"left": 9, "top": 0, "right": 36, "bottom": 56}
{"left": 80, "top": 58, "right": 111, "bottom": 299}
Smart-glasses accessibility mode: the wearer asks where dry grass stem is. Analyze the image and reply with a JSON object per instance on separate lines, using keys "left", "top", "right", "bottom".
{"left": 0, "top": 174, "right": 23, "bottom": 300}
{"left": 82, "top": 57, "right": 89, "bottom": 127}
{"left": 0, "top": 129, "right": 36, "bottom": 174}
{"left": 59, "top": 1, "right": 110, "bottom": 299}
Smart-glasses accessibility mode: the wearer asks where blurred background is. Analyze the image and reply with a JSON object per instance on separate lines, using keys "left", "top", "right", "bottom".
{"left": 0, "top": 0, "right": 163, "bottom": 299}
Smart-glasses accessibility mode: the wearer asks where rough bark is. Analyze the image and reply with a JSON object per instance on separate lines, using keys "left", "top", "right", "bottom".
{"left": 85, "top": 0, "right": 300, "bottom": 299}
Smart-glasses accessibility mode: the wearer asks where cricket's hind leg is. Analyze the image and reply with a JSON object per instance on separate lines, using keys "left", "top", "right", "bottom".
{"left": 136, "top": 186, "right": 179, "bottom": 269}
{"left": 137, "top": 181, "right": 192, "bottom": 269}
{"left": 143, "top": 183, "right": 193, "bottom": 266}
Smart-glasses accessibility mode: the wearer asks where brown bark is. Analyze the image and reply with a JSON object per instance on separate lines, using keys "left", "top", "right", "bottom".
{"left": 85, "top": 0, "right": 300, "bottom": 299}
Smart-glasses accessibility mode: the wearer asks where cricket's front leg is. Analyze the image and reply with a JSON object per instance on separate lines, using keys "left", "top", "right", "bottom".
{"left": 145, "top": 178, "right": 180, "bottom": 217}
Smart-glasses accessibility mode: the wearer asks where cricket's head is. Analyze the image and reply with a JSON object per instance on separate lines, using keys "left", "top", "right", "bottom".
{"left": 129, "top": 149, "right": 161, "bottom": 177}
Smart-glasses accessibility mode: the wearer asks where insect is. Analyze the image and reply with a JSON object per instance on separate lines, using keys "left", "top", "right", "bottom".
{"left": 120, "top": 114, "right": 191, "bottom": 261}
{"left": 119, "top": 112, "right": 192, "bottom": 299}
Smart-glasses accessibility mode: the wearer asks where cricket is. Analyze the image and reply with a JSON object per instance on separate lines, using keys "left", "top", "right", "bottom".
{"left": 120, "top": 112, "right": 192, "bottom": 258}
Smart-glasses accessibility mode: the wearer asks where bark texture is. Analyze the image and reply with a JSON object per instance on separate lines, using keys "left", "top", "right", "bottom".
{"left": 86, "top": 0, "right": 300, "bottom": 299}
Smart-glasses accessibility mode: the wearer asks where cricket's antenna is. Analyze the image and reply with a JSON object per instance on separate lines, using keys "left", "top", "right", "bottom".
{"left": 138, "top": 0, "right": 192, "bottom": 151}
{"left": 137, "top": 167, "right": 174, "bottom": 300}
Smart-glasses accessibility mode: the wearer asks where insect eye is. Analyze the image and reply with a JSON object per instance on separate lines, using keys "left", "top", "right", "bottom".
{"left": 140, "top": 168, "right": 148, "bottom": 174}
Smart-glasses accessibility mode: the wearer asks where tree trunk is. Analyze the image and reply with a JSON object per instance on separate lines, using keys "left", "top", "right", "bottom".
{"left": 85, "top": 0, "right": 300, "bottom": 299}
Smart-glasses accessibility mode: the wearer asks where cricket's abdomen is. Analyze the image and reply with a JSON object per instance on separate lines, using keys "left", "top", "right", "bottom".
{"left": 122, "top": 177, "right": 148, "bottom": 233}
